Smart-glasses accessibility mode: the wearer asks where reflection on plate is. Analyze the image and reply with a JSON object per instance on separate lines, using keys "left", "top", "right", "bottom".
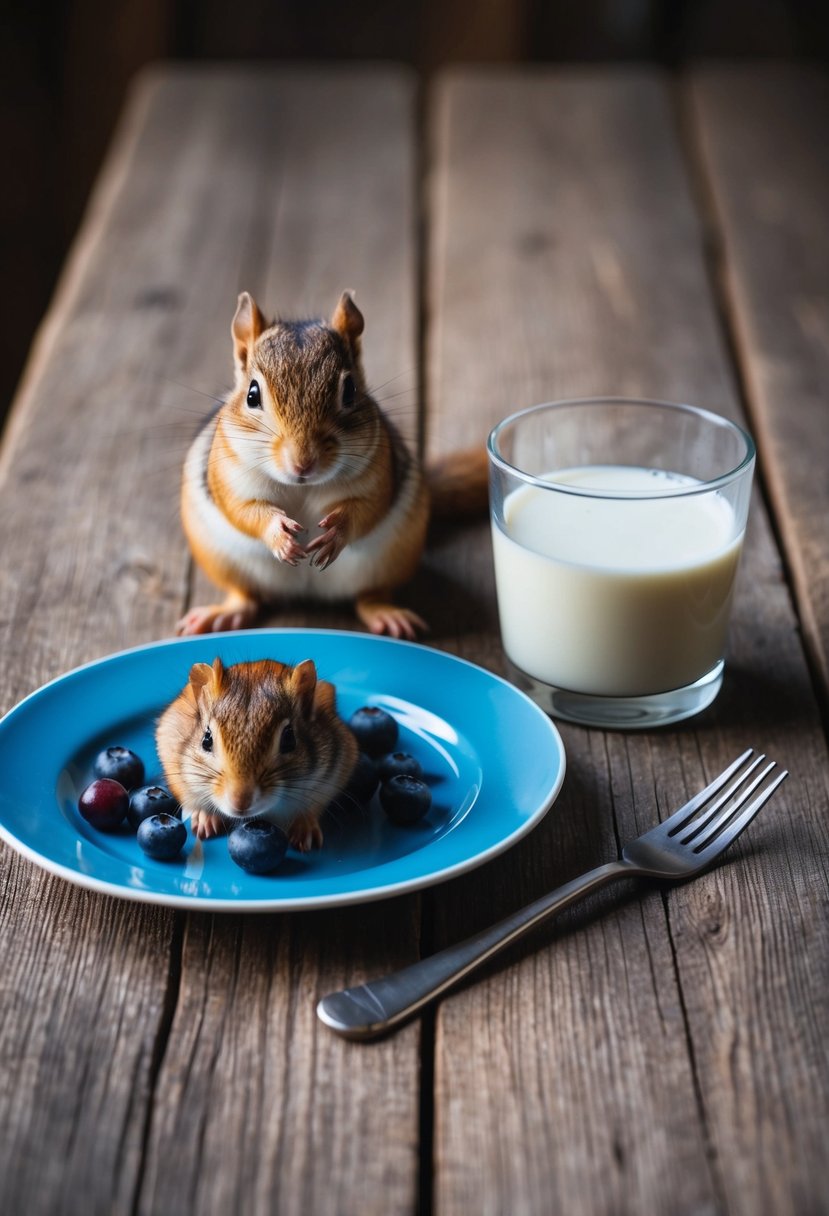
{"left": 0, "top": 630, "right": 565, "bottom": 911}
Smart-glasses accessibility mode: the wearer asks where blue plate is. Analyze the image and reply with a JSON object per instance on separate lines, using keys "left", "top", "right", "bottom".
{"left": 0, "top": 630, "right": 565, "bottom": 911}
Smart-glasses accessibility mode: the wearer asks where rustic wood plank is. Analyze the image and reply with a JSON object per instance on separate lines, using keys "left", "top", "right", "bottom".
{"left": 0, "top": 877, "right": 178, "bottom": 1215}
{"left": 687, "top": 63, "right": 829, "bottom": 708}
{"left": 426, "top": 66, "right": 829, "bottom": 1216}
{"left": 0, "top": 74, "right": 193, "bottom": 1216}
{"left": 139, "top": 903, "right": 421, "bottom": 1216}
{"left": 0, "top": 66, "right": 422, "bottom": 1216}
{"left": 134, "top": 68, "right": 423, "bottom": 1216}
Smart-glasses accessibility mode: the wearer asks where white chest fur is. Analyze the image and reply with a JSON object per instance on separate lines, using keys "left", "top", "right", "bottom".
{"left": 182, "top": 417, "right": 422, "bottom": 601}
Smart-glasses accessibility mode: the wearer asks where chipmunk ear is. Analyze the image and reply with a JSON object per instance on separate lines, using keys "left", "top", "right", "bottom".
{"left": 188, "top": 657, "right": 224, "bottom": 703}
{"left": 232, "top": 292, "right": 267, "bottom": 374}
{"left": 290, "top": 659, "right": 318, "bottom": 718}
{"left": 331, "top": 291, "right": 364, "bottom": 356}
{"left": 313, "top": 679, "right": 337, "bottom": 716}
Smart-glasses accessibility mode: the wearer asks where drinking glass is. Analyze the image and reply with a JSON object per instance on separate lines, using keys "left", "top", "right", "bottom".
{"left": 487, "top": 398, "right": 755, "bottom": 728}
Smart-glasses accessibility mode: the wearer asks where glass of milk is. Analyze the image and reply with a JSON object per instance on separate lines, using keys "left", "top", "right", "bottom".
{"left": 488, "top": 399, "right": 755, "bottom": 728}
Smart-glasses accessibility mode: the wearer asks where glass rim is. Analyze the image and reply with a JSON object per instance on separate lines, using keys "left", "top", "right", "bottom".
{"left": 487, "top": 397, "right": 756, "bottom": 499}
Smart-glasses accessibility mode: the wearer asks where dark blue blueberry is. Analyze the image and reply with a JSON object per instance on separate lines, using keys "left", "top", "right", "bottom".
{"left": 137, "top": 813, "right": 187, "bottom": 860}
{"left": 93, "top": 746, "right": 145, "bottom": 790}
{"left": 378, "top": 752, "right": 423, "bottom": 782}
{"left": 127, "top": 785, "right": 181, "bottom": 830}
{"left": 78, "top": 778, "right": 129, "bottom": 830}
{"left": 348, "top": 706, "right": 398, "bottom": 758}
{"left": 227, "top": 820, "right": 289, "bottom": 875}
{"left": 379, "top": 774, "right": 432, "bottom": 825}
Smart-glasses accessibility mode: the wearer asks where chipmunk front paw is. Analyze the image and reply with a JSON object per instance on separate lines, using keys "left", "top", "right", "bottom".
{"left": 306, "top": 509, "right": 347, "bottom": 570}
{"left": 287, "top": 811, "right": 324, "bottom": 852}
{"left": 269, "top": 515, "right": 307, "bottom": 565}
{"left": 190, "top": 809, "right": 227, "bottom": 840}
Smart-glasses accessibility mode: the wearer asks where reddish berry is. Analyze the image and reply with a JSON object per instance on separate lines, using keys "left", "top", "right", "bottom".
{"left": 79, "top": 779, "right": 129, "bottom": 830}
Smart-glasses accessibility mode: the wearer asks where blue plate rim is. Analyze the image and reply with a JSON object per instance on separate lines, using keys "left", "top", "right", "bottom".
{"left": 0, "top": 629, "right": 566, "bottom": 912}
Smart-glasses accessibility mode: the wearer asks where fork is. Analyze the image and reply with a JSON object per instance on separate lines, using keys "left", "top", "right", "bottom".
{"left": 317, "top": 749, "right": 787, "bottom": 1039}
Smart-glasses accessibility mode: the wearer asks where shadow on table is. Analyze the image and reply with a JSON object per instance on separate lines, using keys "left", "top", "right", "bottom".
{"left": 675, "top": 658, "right": 822, "bottom": 759}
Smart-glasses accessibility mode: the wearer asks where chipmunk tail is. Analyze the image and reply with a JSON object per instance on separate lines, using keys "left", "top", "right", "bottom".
{"left": 425, "top": 447, "right": 490, "bottom": 519}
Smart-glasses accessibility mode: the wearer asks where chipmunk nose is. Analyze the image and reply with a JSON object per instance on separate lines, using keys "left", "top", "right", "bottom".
{"left": 285, "top": 442, "right": 317, "bottom": 479}
{"left": 226, "top": 784, "right": 255, "bottom": 815}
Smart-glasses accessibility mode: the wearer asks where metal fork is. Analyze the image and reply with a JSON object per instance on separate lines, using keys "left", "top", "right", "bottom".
{"left": 317, "top": 749, "right": 787, "bottom": 1039}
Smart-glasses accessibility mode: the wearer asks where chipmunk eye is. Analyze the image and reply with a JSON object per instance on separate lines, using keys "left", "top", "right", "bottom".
{"left": 246, "top": 380, "right": 262, "bottom": 409}
{"left": 341, "top": 374, "right": 357, "bottom": 410}
{"left": 201, "top": 727, "right": 213, "bottom": 752}
{"left": 280, "top": 722, "right": 296, "bottom": 754}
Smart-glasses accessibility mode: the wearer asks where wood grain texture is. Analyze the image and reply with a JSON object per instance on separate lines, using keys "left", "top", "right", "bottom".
{"left": 687, "top": 63, "right": 829, "bottom": 707}
{"left": 139, "top": 904, "right": 421, "bottom": 1216}
{"left": 426, "top": 67, "right": 829, "bottom": 1216}
{"left": 0, "top": 876, "right": 178, "bottom": 1216}
{"left": 0, "top": 73, "right": 192, "bottom": 1216}
{"left": 0, "top": 66, "right": 421, "bottom": 1216}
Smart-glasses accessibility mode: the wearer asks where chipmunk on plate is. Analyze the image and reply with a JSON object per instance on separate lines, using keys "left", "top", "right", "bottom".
{"left": 156, "top": 656, "right": 358, "bottom": 848}
{"left": 177, "top": 290, "right": 487, "bottom": 638}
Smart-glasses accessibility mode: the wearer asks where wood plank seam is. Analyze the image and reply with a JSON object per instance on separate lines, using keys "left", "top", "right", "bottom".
{"left": 660, "top": 97, "right": 829, "bottom": 1208}
{"left": 129, "top": 912, "right": 186, "bottom": 1216}
{"left": 414, "top": 76, "right": 429, "bottom": 466}
{"left": 658, "top": 886, "right": 730, "bottom": 1213}
{"left": 414, "top": 75, "right": 442, "bottom": 1216}
{"left": 607, "top": 728, "right": 727, "bottom": 1200}
{"left": 674, "top": 71, "right": 829, "bottom": 731}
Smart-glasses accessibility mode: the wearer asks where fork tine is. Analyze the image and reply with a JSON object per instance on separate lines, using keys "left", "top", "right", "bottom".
{"left": 662, "top": 748, "right": 755, "bottom": 835}
{"left": 678, "top": 753, "right": 768, "bottom": 844}
{"left": 692, "top": 767, "right": 788, "bottom": 862}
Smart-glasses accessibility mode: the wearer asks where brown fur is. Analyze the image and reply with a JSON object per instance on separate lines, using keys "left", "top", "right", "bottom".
{"left": 176, "top": 291, "right": 487, "bottom": 638}
{"left": 426, "top": 448, "right": 490, "bottom": 518}
{"left": 155, "top": 657, "right": 358, "bottom": 851}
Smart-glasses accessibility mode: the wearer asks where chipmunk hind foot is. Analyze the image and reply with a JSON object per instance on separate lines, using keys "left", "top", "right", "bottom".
{"left": 356, "top": 593, "right": 428, "bottom": 640}
{"left": 176, "top": 595, "right": 259, "bottom": 636}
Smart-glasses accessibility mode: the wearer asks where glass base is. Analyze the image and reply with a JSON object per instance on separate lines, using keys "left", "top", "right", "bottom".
{"left": 505, "top": 659, "right": 725, "bottom": 730}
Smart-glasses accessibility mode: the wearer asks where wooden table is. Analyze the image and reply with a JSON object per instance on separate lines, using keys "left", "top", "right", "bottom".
{"left": 1, "top": 62, "right": 828, "bottom": 1216}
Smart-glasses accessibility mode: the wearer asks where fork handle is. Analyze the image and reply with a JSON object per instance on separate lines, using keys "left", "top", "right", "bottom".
{"left": 317, "top": 859, "right": 631, "bottom": 1039}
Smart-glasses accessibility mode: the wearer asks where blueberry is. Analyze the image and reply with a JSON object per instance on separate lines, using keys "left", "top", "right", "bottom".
{"left": 137, "top": 813, "right": 187, "bottom": 860}
{"left": 227, "top": 820, "right": 289, "bottom": 875}
{"left": 349, "top": 706, "right": 398, "bottom": 758}
{"left": 378, "top": 752, "right": 423, "bottom": 782}
{"left": 344, "top": 752, "right": 380, "bottom": 805}
{"left": 127, "top": 785, "right": 181, "bottom": 830}
{"left": 93, "top": 746, "right": 145, "bottom": 790}
{"left": 380, "top": 774, "right": 432, "bottom": 825}
{"left": 78, "top": 778, "right": 130, "bottom": 830}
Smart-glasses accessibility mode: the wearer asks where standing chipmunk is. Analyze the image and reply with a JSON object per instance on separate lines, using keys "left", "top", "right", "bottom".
{"left": 177, "top": 291, "right": 487, "bottom": 637}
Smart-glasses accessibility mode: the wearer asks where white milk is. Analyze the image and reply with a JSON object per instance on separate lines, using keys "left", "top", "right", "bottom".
{"left": 491, "top": 465, "right": 744, "bottom": 697}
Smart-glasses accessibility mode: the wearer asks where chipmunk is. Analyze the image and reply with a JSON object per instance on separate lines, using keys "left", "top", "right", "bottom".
{"left": 155, "top": 656, "right": 358, "bottom": 848}
{"left": 176, "top": 290, "right": 488, "bottom": 638}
